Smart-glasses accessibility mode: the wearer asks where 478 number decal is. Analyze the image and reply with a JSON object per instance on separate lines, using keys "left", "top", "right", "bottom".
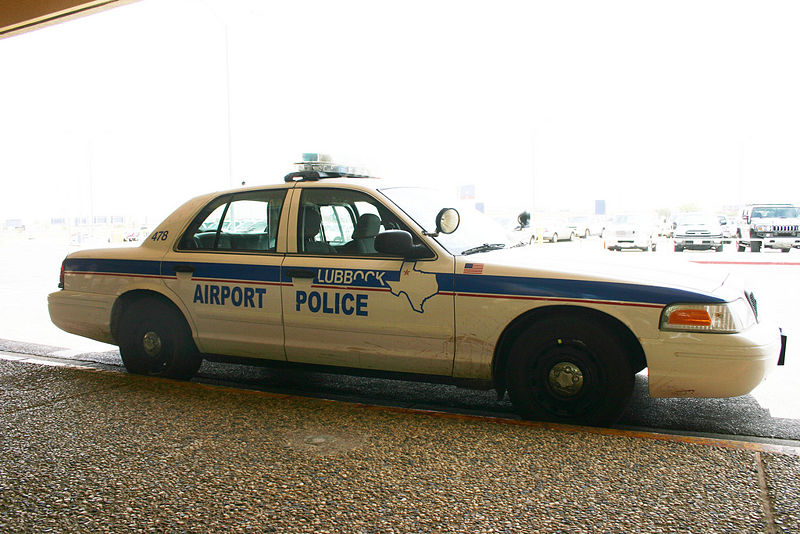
{"left": 150, "top": 231, "right": 169, "bottom": 241}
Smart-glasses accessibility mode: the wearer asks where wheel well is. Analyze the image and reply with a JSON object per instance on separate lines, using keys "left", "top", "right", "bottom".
{"left": 110, "top": 290, "right": 187, "bottom": 344}
{"left": 492, "top": 305, "right": 647, "bottom": 394}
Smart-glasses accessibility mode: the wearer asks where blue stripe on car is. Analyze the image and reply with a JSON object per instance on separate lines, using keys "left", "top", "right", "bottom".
{"left": 453, "top": 274, "right": 724, "bottom": 305}
{"left": 66, "top": 258, "right": 723, "bottom": 306}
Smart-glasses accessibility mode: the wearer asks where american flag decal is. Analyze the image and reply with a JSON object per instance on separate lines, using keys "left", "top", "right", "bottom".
{"left": 463, "top": 263, "right": 484, "bottom": 274}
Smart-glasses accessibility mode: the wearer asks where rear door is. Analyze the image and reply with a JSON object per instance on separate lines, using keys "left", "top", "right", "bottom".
{"left": 161, "top": 188, "right": 289, "bottom": 359}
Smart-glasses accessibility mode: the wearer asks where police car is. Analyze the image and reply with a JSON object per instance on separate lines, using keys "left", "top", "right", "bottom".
{"left": 48, "top": 155, "right": 787, "bottom": 426}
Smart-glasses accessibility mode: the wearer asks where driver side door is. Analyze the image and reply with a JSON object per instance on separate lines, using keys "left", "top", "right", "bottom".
{"left": 281, "top": 186, "right": 456, "bottom": 375}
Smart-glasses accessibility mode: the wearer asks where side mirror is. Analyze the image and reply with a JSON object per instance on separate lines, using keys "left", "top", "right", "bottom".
{"left": 375, "top": 230, "right": 432, "bottom": 259}
{"left": 436, "top": 208, "right": 460, "bottom": 235}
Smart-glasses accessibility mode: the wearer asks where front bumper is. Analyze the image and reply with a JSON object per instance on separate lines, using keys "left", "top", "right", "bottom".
{"left": 752, "top": 236, "right": 800, "bottom": 249}
{"left": 674, "top": 235, "right": 723, "bottom": 249}
{"left": 642, "top": 319, "right": 784, "bottom": 398}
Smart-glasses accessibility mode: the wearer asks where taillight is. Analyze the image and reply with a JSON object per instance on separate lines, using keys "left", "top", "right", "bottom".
{"left": 58, "top": 260, "right": 65, "bottom": 289}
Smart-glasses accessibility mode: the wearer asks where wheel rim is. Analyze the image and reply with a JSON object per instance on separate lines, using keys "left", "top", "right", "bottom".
{"left": 138, "top": 328, "right": 171, "bottom": 373}
{"left": 528, "top": 340, "right": 604, "bottom": 418}
{"left": 547, "top": 362, "right": 584, "bottom": 397}
{"left": 141, "top": 331, "right": 163, "bottom": 356}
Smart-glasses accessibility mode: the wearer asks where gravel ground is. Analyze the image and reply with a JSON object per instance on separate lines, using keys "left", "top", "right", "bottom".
{"left": 1, "top": 358, "right": 798, "bottom": 533}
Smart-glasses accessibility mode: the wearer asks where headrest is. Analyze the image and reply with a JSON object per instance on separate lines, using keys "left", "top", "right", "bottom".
{"left": 352, "top": 213, "right": 381, "bottom": 239}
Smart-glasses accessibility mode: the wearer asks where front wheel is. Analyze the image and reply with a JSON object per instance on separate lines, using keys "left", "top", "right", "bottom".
{"left": 505, "top": 315, "right": 635, "bottom": 426}
{"left": 118, "top": 298, "right": 202, "bottom": 379}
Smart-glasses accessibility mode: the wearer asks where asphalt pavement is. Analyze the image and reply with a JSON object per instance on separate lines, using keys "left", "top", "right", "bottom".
{"left": 2, "top": 354, "right": 800, "bottom": 533}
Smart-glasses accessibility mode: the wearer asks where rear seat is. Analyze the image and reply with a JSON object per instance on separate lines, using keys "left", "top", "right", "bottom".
{"left": 192, "top": 232, "right": 275, "bottom": 252}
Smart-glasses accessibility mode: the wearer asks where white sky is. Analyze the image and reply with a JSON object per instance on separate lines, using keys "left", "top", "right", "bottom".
{"left": 2, "top": 0, "right": 800, "bottom": 223}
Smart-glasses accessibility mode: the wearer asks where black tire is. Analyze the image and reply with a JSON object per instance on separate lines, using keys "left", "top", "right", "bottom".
{"left": 552, "top": 233, "right": 559, "bottom": 243}
{"left": 781, "top": 248, "right": 791, "bottom": 253}
{"left": 674, "top": 244, "right": 683, "bottom": 252}
{"left": 751, "top": 241, "right": 762, "bottom": 253}
{"left": 716, "top": 245, "right": 724, "bottom": 252}
{"left": 118, "top": 298, "right": 202, "bottom": 380}
{"left": 505, "top": 315, "right": 634, "bottom": 426}
{"left": 737, "top": 243, "right": 746, "bottom": 252}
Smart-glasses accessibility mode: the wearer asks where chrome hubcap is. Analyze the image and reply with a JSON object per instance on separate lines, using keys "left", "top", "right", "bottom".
{"left": 548, "top": 362, "right": 584, "bottom": 397}
{"left": 142, "top": 331, "right": 162, "bottom": 356}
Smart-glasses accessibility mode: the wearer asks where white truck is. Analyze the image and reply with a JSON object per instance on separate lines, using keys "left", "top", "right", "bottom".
{"left": 736, "top": 203, "right": 800, "bottom": 253}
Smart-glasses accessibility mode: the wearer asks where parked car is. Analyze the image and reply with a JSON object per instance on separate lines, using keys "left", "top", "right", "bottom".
{"left": 528, "top": 217, "right": 574, "bottom": 243}
{"left": 718, "top": 215, "right": 735, "bottom": 239}
{"left": 568, "top": 215, "right": 604, "bottom": 238}
{"left": 735, "top": 203, "right": 800, "bottom": 252}
{"left": 673, "top": 213, "right": 724, "bottom": 252}
{"left": 48, "top": 155, "right": 786, "bottom": 426}
{"left": 604, "top": 214, "right": 659, "bottom": 251}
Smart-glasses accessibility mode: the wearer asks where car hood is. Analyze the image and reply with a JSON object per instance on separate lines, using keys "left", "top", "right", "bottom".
{"left": 461, "top": 247, "right": 742, "bottom": 303}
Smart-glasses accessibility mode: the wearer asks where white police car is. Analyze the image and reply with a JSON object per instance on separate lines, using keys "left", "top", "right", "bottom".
{"left": 48, "top": 155, "right": 787, "bottom": 426}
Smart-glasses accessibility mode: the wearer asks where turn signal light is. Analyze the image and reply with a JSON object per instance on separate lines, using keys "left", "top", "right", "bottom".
{"left": 667, "top": 309, "right": 712, "bottom": 327}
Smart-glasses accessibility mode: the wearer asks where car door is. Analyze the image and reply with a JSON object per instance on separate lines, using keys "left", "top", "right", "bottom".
{"left": 161, "top": 188, "right": 289, "bottom": 360}
{"left": 281, "top": 185, "right": 456, "bottom": 375}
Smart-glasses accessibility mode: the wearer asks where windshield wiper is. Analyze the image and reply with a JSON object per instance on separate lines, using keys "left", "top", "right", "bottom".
{"left": 461, "top": 243, "right": 506, "bottom": 255}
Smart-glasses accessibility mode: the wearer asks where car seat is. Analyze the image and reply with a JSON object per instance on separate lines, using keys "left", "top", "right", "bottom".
{"left": 341, "top": 213, "right": 381, "bottom": 254}
{"left": 301, "top": 205, "right": 337, "bottom": 254}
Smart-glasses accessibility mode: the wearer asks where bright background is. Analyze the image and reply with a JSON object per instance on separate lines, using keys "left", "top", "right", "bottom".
{"left": 2, "top": 0, "right": 800, "bottom": 224}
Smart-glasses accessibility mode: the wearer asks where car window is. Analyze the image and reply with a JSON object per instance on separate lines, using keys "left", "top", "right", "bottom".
{"left": 297, "top": 188, "right": 424, "bottom": 256}
{"left": 178, "top": 190, "right": 286, "bottom": 252}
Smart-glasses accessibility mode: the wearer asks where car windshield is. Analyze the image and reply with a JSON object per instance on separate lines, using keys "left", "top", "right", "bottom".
{"left": 378, "top": 186, "right": 516, "bottom": 255}
{"left": 751, "top": 206, "right": 800, "bottom": 218}
{"left": 676, "top": 214, "right": 717, "bottom": 226}
{"left": 612, "top": 214, "right": 653, "bottom": 226}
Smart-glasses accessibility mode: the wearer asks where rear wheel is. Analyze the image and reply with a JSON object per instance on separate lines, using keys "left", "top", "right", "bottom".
{"left": 505, "top": 315, "right": 635, "bottom": 426}
{"left": 118, "top": 298, "right": 201, "bottom": 379}
{"left": 751, "top": 241, "right": 762, "bottom": 252}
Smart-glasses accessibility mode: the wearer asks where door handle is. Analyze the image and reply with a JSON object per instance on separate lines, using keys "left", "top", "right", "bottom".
{"left": 173, "top": 264, "right": 195, "bottom": 273}
{"left": 285, "top": 268, "right": 317, "bottom": 279}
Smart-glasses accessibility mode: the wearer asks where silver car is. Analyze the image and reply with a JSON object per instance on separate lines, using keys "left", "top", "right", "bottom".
{"left": 604, "top": 214, "right": 658, "bottom": 251}
{"left": 673, "top": 213, "right": 724, "bottom": 252}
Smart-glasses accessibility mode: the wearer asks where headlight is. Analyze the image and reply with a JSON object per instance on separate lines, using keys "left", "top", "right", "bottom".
{"left": 660, "top": 298, "right": 757, "bottom": 333}
{"left": 755, "top": 224, "right": 770, "bottom": 232}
